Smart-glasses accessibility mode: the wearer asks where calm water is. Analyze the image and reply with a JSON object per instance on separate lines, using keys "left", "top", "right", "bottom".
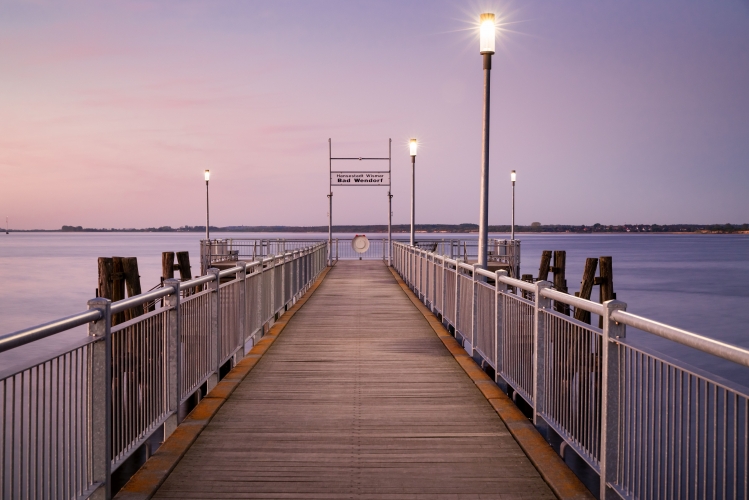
{"left": 1, "top": 232, "right": 748, "bottom": 384}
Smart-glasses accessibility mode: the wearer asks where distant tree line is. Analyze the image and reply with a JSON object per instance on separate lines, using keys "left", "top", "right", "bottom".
{"left": 55, "top": 223, "right": 749, "bottom": 234}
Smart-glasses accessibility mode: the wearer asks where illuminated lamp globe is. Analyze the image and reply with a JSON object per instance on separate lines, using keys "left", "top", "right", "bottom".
{"left": 480, "top": 13, "right": 496, "bottom": 55}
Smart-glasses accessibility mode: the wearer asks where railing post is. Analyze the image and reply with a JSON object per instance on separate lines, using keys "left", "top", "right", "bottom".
{"left": 600, "top": 299, "right": 627, "bottom": 499}
{"left": 533, "top": 281, "right": 552, "bottom": 426}
{"left": 281, "top": 253, "right": 287, "bottom": 310}
{"left": 470, "top": 264, "right": 478, "bottom": 357}
{"left": 270, "top": 256, "right": 277, "bottom": 318}
{"left": 258, "top": 258, "right": 265, "bottom": 336}
{"left": 335, "top": 238, "right": 339, "bottom": 262}
{"left": 441, "top": 257, "right": 446, "bottom": 319}
{"left": 454, "top": 264, "right": 460, "bottom": 340}
{"left": 163, "top": 279, "right": 181, "bottom": 432}
{"left": 428, "top": 253, "right": 434, "bottom": 311}
{"left": 208, "top": 267, "right": 220, "bottom": 391}
{"left": 87, "top": 297, "right": 112, "bottom": 500}
{"left": 236, "top": 262, "right": 247, "bottom": 357}
{"left": 495, "top": 270, "right": 508, "bottom": 382}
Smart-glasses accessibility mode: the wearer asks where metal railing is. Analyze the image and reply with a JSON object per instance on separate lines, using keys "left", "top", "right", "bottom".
{"left": 201, "top": 237, "right": 519, "bottom": 275}
{"left": 393, "top": 242, "right": 749, "bottom": 500}
{"left": 0, "top": 242, "right": 328, "bottom": 499}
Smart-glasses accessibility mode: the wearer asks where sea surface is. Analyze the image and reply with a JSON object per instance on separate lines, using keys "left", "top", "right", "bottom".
{"left": 1, "top": 232, "right": 748, "bottom": 385}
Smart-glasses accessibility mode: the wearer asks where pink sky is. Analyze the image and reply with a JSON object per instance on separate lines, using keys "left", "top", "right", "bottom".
{"left": 1, "top": 1, "right": 748, "bottom": 229}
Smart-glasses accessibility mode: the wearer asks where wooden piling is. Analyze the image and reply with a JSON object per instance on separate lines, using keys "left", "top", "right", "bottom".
{"left": 574, "top": 258, "right": 598, "bottom": 324}
{"left": 112, "top": 257, "right": 126, "bottom": 325}
{"left": 162, "top": 252, "right": 175, "bottom": 280}
{"left": 122, "top": 257, "right": 144, "bottom": 320}
{"left": 552, "top": 251, "right": 568, "bottom": 315}
{"left": 176, "top": 251, "right": 192, "bottom": 280}
{"left": 538, "top": 250, "right": 552, "bottom": 281}
{"left": 597, "top": 256, "right": 614, "bottom": 328}
{"left": 97, "top": 257, "right": 113, "bottom": 301}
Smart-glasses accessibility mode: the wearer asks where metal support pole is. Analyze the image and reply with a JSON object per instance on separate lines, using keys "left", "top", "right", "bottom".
{"left": 236, "top": 262, "right": 247, "bottom": 356}
{"left": 511, "top": 179, "right": 515, "bottom": 241}
{"left": 470, "top": 264, "right": 478, "bottom": 357}
{"left": 163, "top": 279, "right": 181, "bottom": 429}
{"left": 207, "top": 267, "right": 220, "bottom": 391}
{"left": 205, "top": 178, "right": 211, "bottom": 270}
{"left": 494, "top": 270, "right": 508, "bottom": 382}
{"left": 87, "top": 297, "right": 112, "bottom": 500}
{"left": 532, "top": 281, "right": 552, "bottom": 425}
{"left": 328, "top": 138, "right": 333, "bottom": 267}
{"left": 257, "top": 259, "right": 265, "bottom": 340}
{"left": 269, "top": 256, "right": 276, "bottom": 317}
{"left": 388, "top": 194, "right": 393, "bottom": 265}
{"left": 410, "top": 155, "right": 416, "bottom": 246}
{"left": 600, "top": 299, "right": 627, "bottom": 499}
{"left": 441, "top": 257, "right": 447, "bottom": 321}
{"left": 388, "top": 138, "right": 393, "bottom": 266}
{"left": 454, "top": 264, "right": 460, "bottom": 339}
{"left": 281, "top": 253, "right": 287, "bottom": 310}
{"left": 478, "top": 52, "right": 492, "bottom": 271}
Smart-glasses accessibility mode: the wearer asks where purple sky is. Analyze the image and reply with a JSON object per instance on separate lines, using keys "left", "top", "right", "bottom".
{"left": 1, "top": 1, "right": 748, "bottom": 229}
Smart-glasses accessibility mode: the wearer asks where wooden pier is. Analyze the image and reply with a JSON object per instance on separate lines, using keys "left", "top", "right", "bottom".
{"left": 121, "top": 261, "right": 577, "bottom": 499}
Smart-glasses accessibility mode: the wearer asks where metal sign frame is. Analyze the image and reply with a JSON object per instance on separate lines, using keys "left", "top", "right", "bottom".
{"left": 328, "top": 138, "right": 392, "bottom": 266}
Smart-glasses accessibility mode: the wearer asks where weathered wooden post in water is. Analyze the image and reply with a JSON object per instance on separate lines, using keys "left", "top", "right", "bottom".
{"left": 552, "top": 251, "right": 568, "bottom": 315}
{"left": 574, "top": 257, "right": 598, "bottom": 324}
{"left": 537, "top": 250, "right": 552, "bottom": 281}
{"left": 597, "top": 256, "right": 614, "bottom": 328}
{"left": 122, "top": 257, "right": 144, "bottom": 320}
{"left": 99, "top": 256, "right": 144, "bottom": 325}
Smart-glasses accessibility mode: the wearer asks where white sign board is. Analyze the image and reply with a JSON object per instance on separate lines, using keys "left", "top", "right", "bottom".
{"left": 331, "top": 171, "right": 390, "bottom": 186}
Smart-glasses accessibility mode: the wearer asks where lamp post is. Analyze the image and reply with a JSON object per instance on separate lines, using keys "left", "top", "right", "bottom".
{"left": 511, "top": 170, "right": 516, "bottom": 240}
{"left": 204, "top": 170, "right": 210, "bottom": 241}
{"left": 477, "top": 12, "right": 495, "bottom": 270}
{"left": 409, "top": 138, "right": 417, "bottom": 246}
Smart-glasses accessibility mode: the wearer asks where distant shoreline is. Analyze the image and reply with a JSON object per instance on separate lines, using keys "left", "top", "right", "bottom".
{"left": 4, "top": 223, "right": 748, "bottom": 235}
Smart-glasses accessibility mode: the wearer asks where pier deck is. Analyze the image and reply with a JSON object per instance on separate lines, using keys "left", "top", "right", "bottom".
{"left": 153, "top": 261, "right": 554, "bottom": 499}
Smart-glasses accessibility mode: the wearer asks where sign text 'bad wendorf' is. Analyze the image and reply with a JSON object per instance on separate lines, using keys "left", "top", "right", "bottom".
{"left": 331, "top": 171, "right": 390, "bottom": 186}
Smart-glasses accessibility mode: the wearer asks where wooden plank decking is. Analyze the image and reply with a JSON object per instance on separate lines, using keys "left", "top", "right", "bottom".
{"left": 154, "top": 261, "right": 554, "bottom": 499}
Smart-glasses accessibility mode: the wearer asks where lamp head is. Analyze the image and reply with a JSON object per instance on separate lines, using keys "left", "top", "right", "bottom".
{"left": 204, "top": 170, "right": 210, "bottom": 181}
{"left": 511, "top": 170, "right": 516, "bottom": 183}
{"left": 480, "top": 13, "right": 496, "bottom": 55}
{"left": 409, "top": 138, "right": 417, "bottom": 157}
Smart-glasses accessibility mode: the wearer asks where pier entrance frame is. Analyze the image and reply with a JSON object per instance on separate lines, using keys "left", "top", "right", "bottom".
{"left": 328, "top": 138, "right": 392, "bottom": 266}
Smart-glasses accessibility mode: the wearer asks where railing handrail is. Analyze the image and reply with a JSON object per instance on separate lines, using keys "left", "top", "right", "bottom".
{"left": 539, "top": 286, "right": 605, "bottom": 316}
{"left": 110, "top": 285, "right": 176, "bottom": 314}
{"left": 611, "top": 309, "right": 749, "bottom": 368}
{"left": 393, "top": 240, "right": 748, "bottom": 368}
{"left": 0, "top": 242, "right": 327, "bottom": 357}
{"left": 0, "top": 309, "right": 103, "bottom": 353}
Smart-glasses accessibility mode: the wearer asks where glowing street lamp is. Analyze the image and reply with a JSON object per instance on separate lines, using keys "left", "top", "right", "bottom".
{"left": 511, "top": 170, "right": 516, "bottom": 240}
{"left": 477, "top": 12, "right": 496, "bottom": 271}
{"left": 410, "top": 139, "right": 417, "bottom": 246}
{"left": 204, "top": 170, "right": 211, "bottom": 242}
